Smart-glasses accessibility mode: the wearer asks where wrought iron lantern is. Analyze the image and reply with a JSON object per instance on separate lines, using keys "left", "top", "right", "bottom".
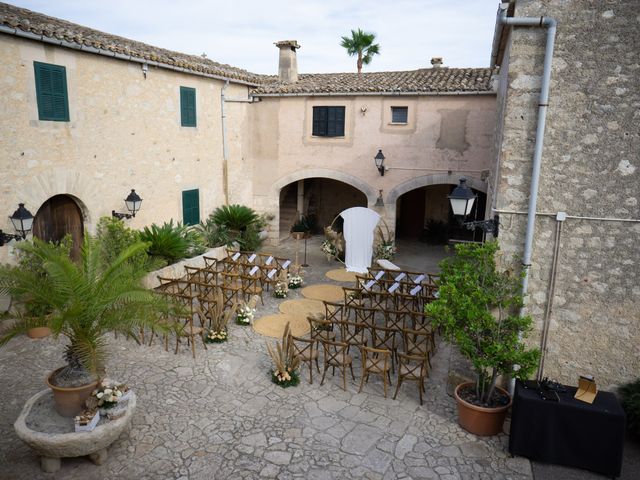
{"left": 1, "top": 203, "right": 34, "bottom": 246}
{"left": 112, "top": 189, "right": 142, "bottom": 220}
{"left": 448, "top": 178, "right": 499, "bottom": 236}
{"left": 374, "top": 150, "right": 386, "bottom": 176}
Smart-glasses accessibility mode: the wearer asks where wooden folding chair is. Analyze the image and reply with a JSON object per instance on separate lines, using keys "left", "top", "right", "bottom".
{"left": 240, "top": 273, "right": 264, "bottom": 305}
{"left": 402, "top": 327, "right": 434, "bottom": 371}
{"left": 394, "top": 353, "right": 429, "bottom": 404}
{"left": 359, "top": 346, "right": 393, "bottom": 398}
{"left": 319, "top": 339, "right": 355, "bottom": 391}
{"left": 335, "top": 320, "right": 367, "bottom": 352}
{"left": 308, "top": 314, "right": 336, "bottom": 342}
{"left": 290, "top": 335, "right": 320, "bottom": 384}
{"left": 371, "top": 325, "right": 397, "bottom": 373}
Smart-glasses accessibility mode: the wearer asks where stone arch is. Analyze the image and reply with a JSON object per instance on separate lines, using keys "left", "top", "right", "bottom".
{"left": 273, "top": 168, "right": 377, "bottom": 206}
{"left": 386, "top": 173, "right": 487, "bottom": 205}
{"left": 20, "top": 168, "right": 96, "bottom": 230}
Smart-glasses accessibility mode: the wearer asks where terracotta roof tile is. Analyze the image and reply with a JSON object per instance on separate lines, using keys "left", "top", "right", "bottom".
{"left": 0, "top": 2, "right": 264, "bottom": 85}
{"left": 253, "top": 68, "right": 496, "bottom": 95}
{"left": 0, "top": 2, "right": 495, "bottom": 95}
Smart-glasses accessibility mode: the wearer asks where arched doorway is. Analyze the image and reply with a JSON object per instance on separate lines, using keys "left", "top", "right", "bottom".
{"left": 395, "top": 184, "right": 487, "bottom": 243}
{"left": 33, "top": 195, "right": 84, "bottom": 259}
{"left": 279, "top": 178, "right": 367, "bottom": 238}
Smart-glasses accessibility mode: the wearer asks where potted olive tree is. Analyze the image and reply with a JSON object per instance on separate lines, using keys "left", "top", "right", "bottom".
{"left": 0, "top": 236, "right": 177, "bottom": 417}
{"left": 426, "top": 241, "right": 539, "bottom": 436}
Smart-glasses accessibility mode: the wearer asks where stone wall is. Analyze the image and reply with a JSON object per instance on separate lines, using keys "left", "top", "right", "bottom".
{"left": 495, "top": 0, "right": 640, "bottom": 388}
{"left": 0, "top": 34, "right": 249, "bottom": 264}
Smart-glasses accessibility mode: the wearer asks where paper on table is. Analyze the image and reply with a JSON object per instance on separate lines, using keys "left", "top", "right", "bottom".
{"left": 575, "top": 376, "right": 598, "bottom": 404}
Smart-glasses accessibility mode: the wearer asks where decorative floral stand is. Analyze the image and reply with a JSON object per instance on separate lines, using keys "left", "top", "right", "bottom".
{"left": 14, "top": 389, "right": 136, "bottom": 473}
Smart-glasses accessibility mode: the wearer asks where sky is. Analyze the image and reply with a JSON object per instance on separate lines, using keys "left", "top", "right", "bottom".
{"left": 8, "top": 0, "right": 499, "bottom": 74}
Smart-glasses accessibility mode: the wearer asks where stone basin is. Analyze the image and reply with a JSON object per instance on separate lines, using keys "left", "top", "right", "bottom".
{"left": 14, "top": 388, "right": 136, "bottom": 473}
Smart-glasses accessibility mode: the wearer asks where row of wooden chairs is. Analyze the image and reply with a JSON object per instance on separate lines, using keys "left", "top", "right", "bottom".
{"left": 367, "top": 267, "right": 439, "bottom": 286}
{"left": 355, "top": 274, "right": 438, "bottom": 303}
{"left": 290, "top": 321, "right": 432, "bottom": 404}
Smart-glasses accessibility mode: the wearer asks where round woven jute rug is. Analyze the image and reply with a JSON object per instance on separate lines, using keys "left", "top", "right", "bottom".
{"left": 278, "top": 299, "right": 325, "bottom": 316}
{"left": 325, "top": 268, "right": 358, "bottom": 283}
{"left": 252, "top": 313, "right": 310, "bottom": 338}
{"left": 301, "top": 284, "right": 344, "bottom": 303}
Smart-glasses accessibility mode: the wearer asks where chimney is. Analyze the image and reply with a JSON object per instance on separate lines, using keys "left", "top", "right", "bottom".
{"left": 430, "top": 57, "right": 443, "bottom": 68}
{"left": 275, "top": 40, "right": 300, "bottom": 83}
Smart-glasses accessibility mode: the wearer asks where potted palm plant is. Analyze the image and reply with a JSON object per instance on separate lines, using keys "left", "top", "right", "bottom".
{"left": 0, "top": 236, "right": 177, "bottom": 417}
{"left": 426, "top": 241, "right": 539, "bottom": 436}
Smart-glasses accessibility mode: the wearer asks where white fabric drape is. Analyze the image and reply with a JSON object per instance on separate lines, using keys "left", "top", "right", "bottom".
{"left": 340, "top": 207, "right": 380, "bottom": 273}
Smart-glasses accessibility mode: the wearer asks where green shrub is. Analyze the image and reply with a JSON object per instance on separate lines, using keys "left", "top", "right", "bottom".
{"left": 620, "top": 378, "right": 640, "bottom": 437}
{"left": 211, "top": 204, "right": 259, "bottom": 232}
{"left": 140, "top": 221, "right": 189, "bottom": 265}
{"left": 239, "top": 226, "right": 263, "bottom": 251}
{"left": 13, "top": 235, "right": 73, "bottom": 317}
{"left": 140, "top": 220, "right": 206, "bottom": 265}
{"left": 426, "top": 241, "right": 540, "bottom": 407}
{"left": 95, "top": 216, "right": 144, "bottom": 268}
{"left": 196, "top": 216, "right": 232, "bottom": 248}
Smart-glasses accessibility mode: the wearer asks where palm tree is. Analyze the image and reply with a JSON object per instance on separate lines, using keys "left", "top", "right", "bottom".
{"left": 0, "top": 236, "right": 178, "bottom": 386}
{"left": 340, "top": 28, "right": 380, "bottom": 75}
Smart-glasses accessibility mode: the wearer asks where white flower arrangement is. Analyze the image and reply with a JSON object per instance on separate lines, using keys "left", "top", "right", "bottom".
{"left": 91, "top": 380, "right": 129, "bottom": 409}
{"left": 321, "top": 239, "right": 337, "bottom": 258}
{"left": 205, "top": 328, "right": 228, "bottom": 343}
{"left": 288, "top": 274, "right": 303, "bottom": 289}
{"left": 274, "top": 281, "right": 288, "bottom": 298}
{"left": 236, "top": 304, "right": 256, "bottom": 325}
{"left": 375, "top": 242, "right": 397, "bottom": 260}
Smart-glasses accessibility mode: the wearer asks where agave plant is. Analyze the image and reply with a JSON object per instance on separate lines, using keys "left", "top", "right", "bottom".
{"left": 0, "top": 236, "right": 177, "bottom": 387}
{"left": 266, "top": 322, "right": 301, "bottom": 387}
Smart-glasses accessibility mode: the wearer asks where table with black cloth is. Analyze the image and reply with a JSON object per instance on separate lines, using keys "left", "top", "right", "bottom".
{"left": 509, "top": 380, "right": 626, "bottom": 477}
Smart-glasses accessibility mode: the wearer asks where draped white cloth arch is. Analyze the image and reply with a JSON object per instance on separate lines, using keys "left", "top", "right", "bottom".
{"left": 339, "top": 206, "right": 380, "bottom": 273}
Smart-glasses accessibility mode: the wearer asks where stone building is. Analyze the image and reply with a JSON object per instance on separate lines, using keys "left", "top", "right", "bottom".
{"left": 0, "top": 1, "right": 496, "bottom": 263}
{"left": 491, "top": 0, "right": 639, "bottom": 388}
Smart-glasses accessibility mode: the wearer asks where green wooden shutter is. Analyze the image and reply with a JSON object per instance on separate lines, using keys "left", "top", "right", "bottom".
{"left": 180, "top": 86, "right": 196, "bottom": 127}
{"left": 182, "top": 189, "right": 200, "bottom": 225}
{"left": 312, "top": 106, "right": 327, "bottom": 136}
{"left": 34, "top": 62, "right": 69, "bottom": 121}
{"left": 327, "top": 107, "right": 345, "bottom": 136}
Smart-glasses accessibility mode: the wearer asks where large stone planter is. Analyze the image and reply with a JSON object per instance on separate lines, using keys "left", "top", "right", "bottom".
{"left": 143, "top": 246, "right": 226, "bottom": 289}
{"left": 14, "top": 389, "right": 137, "bottom": 472}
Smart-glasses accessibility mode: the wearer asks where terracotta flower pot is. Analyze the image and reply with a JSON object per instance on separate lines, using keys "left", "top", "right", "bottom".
{"left": 454, "top": 382, "right": 512, "bottom": 436}
{"left": 26, "top": 327, "right": 51, "bottom": 339}
{"left": 45, "top": 368, "right": 99, "bottom": 417}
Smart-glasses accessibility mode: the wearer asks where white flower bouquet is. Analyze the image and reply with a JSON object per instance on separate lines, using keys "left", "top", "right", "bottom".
{"left": 288, "top": 274, "right": 303, "bottom": 289}
{"left": 91, "top": 380, "right": 129, "bottom": 409}
{"left": 205, "top": 328, "right": 228, "bottom": 343}
{"left": 274, "top": 281, "right": 288, "bottom": 298}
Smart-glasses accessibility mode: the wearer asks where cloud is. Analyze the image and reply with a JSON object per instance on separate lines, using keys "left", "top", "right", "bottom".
{"left": 10, "top": 0, "right": 498, "bottom": 74}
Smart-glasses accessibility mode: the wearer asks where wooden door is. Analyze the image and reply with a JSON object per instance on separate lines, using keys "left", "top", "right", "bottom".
{"left": 33, "top": 195, "right": 84, "bottom": 259}
{"left": 396, "top": 188, "right": 426, "bottom": 239}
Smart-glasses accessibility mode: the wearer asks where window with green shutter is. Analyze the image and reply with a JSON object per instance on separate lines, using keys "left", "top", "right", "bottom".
{"left": 34, "top": 61, "right": 69, "bottom": 122}
{"left": 180, "top": 86, "right": 197, "bottom": 127}
{"left": 182, "top": 189, "right": 200, "bottom": 225}
{"left": 312, "top": 106, "right": 345, "bottom": 137}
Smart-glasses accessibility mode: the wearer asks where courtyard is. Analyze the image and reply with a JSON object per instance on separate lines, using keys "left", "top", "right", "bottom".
{"left": 0, "top": 237, "right": 530, "bottom": 479}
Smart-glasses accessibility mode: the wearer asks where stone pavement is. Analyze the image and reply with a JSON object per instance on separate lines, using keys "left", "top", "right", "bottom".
{"left": 0, "top": 236, "right": 634, "bottom": 479}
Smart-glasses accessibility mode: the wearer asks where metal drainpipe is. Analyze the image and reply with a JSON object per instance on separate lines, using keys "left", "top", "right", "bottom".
{"left": 498, "top": 9, "right": 558, "bottom": 394}
{"left": 221, "top": 80, "right": 230, "bottom": 204}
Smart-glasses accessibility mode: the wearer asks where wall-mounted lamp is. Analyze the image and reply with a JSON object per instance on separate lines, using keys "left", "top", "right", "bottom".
{"left": 448, "top": 177, "right": 499, "bottom": 236}
{"left": 374, "top": 149, "right": 386, "bottom": 176}
{"left": 112, "top": 189, "right": 143, "bottom": 220}
{"left": 142, "top": 63, "right": 149, "bottom": 79}
{"left": 0, "top": 203, "right": 34, "bottom": 246}
{"left": 375, "top": 189, "right": 384, "bottom": 207}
